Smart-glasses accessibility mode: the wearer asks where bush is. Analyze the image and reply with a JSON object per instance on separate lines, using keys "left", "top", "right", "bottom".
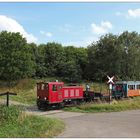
{"left": 0, "top": 105, "right": 64, "bottom": 138}
{"left": 0, "top": 105, "right": 22, "bottom": 124}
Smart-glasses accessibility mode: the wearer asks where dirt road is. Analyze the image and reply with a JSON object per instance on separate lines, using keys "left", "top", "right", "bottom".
{"left": 57, "top": 110, "right": 140, "bottom": 138}
{"left": 1, "top": 99, "right": 140, "bottom": 138}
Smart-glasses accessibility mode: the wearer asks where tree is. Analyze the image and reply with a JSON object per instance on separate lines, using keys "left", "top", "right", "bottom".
{"left": 43, "top": 42, "right": 65, "bottom": 77}
{"left": 117, "top": 31, "right": 140, "bottom": 80}
{"left": 86, "top": 34, "right": 119, "bottom": 81}
{"left": 64, "top": 46, "right": 87, "bottom": 80}
{"left": 59, "top": 60, "right": 82, "bottom": 82}
{"left": 29, "top": 43, "right": 47, "bottom": 78}
{"left": 0, "top": 31, "right": 35, "bottom": 86}
{"left": 86, "top": 31, "right": 140, "bottom": 81}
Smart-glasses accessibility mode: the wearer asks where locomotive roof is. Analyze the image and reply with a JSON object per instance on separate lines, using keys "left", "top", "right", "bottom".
{"left": 115, "top": 81, "right": 140, "bottom": 84}
{"left": 37, "top": 82, "right": 64, "bottom": 84}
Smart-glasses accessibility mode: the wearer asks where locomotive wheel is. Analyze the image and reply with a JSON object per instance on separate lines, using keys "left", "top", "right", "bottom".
{"left": 37, "top": 101, "right": 50, "bottom": 111}
{"left": 73, "top": 100, "right": 78, "bottom": 106}
{"left": 37, "top": 101, "right": 42, "bottom": 110}
{"left": 56, "top": 102, "right": 64, "bottom": 109}
{"left": 56, "top": 103, "right": 61, "bottom": 109}
{"left": 77, "top": 100, "right": 81, "bottom": 105}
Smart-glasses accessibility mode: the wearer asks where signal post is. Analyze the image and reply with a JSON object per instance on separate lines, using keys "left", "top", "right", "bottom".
{"left": 107, "top": 75, "right": 114, "bottom": 104}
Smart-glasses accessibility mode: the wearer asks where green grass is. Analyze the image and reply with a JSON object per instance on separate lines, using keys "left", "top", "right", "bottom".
{"left": 0, "top": 105, "right": 65, "bottom": 138}
{"left": 0, "top": 79, "right": 36, "bottom": 105}
{"left": 63, "top": 97, "right": 140, "bottom": 113}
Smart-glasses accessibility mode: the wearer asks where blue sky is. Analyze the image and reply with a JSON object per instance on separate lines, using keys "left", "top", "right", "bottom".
{"left": 0, "top": 2, "right": 140, "bottom": 47}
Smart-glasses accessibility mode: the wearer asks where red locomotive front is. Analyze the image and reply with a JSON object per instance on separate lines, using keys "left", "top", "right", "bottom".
{"left": 37, "top": 82, "right": 64, "bottom": 109}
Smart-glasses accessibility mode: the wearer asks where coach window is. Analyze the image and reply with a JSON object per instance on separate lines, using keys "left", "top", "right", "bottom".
{"left": 52, "top": 85, "right": 57, "bottom": 91}
{"left": 41, "top": 84, "right": 45, "bottom": 90}
{"left": 136, "top": 85, "right": 140, "bottom": 89}
{"left": 128, "top": 85, "right": 135, "bottom": 90}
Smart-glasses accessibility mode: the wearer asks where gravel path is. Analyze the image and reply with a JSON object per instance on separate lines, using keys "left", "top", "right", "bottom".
{"left": 57, "top": 110, "right": 140, "bottom": 138}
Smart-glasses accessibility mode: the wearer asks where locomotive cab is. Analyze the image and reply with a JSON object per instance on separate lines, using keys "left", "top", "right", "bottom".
{"left": 37, "top": 82, "right": 64, "bottom": 109}
{"left": 37, "top": 82, "right": 49, "bottom": 100}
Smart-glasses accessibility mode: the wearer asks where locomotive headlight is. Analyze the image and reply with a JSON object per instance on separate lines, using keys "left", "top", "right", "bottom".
{"left": 44, "top": 97, "right": 47, "bottom": 100}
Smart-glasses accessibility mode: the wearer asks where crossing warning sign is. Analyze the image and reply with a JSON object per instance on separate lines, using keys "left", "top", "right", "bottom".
{"left": 107, "top": 75, "right": 114, "bottom": 84}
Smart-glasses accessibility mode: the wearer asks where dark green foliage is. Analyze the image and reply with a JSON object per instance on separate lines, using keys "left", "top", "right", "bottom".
{"left": 86, "top": 31, "right": 140, "bottom": 81}
{"left": 29, "top": 43, "right": 47, "bottom": 78}
{"left": 86, "top": 34, "right": 119, "bottom": 81}
{"left": 43, "top": 42, "right": 65, "bottom": 76}
{"left": 64, "top": 46, "right": 88, "bottom": 80}
{"left": 1, "top": 30, "right": 140, "bottom": 83}
{"left": 0, "top": 31, "right": 35, "bottom": 84}
{"left": 58, "top": 60, "right": 82, "bottom": 82}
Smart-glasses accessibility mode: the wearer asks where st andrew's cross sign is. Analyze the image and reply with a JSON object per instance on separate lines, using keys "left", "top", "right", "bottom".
{"left": 107, "top": 75, "right": 115, "bottom": 84}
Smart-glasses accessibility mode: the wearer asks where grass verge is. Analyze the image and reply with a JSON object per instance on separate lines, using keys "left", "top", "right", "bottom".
{"left": 63, "top": 97, "right": 140, "bottom": 113}
{"left": 0, "top": 105, "right": 64, "bottom": 138}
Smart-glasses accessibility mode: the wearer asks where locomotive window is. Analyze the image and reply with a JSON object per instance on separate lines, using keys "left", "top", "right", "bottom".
{"left": 52, "top": 85, "right": 57, "bottom": 91}
{"left": 136, "top": 85, "right": 140, "bottom": 89}
{"left": 58, "top": 85, "right": 62, "bottom": 90}
{"left": 128, "top": 85, "right": 135, "bottom": 90}
{"left": 45, "top": 84, "right": 48, "bottom": 90}
{"left": 41, "top": 84, "right": 45, "bottom": 90}
{"left": 37, "top": 84, "right": 40, "bottom": 90}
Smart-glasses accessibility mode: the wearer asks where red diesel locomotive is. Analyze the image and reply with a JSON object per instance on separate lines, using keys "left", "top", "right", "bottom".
{"left": 37, "top": 81, "right": 84, "bottom": 110}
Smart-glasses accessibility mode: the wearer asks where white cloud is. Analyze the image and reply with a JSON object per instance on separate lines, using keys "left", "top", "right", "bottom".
{"left": 91, "top": 21, "right": 112, "bottom": 35}
{"left": 128, "top": 9, "right": 140, "bottom": 18}
{"left": 40, "top": 30, "right": 53, "bottom": 37}
{"left": 117, "top": 9, "right": 140, "bottom": 19}
{"left": 0, "top": 15, "right": 37, "bottom": 43}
